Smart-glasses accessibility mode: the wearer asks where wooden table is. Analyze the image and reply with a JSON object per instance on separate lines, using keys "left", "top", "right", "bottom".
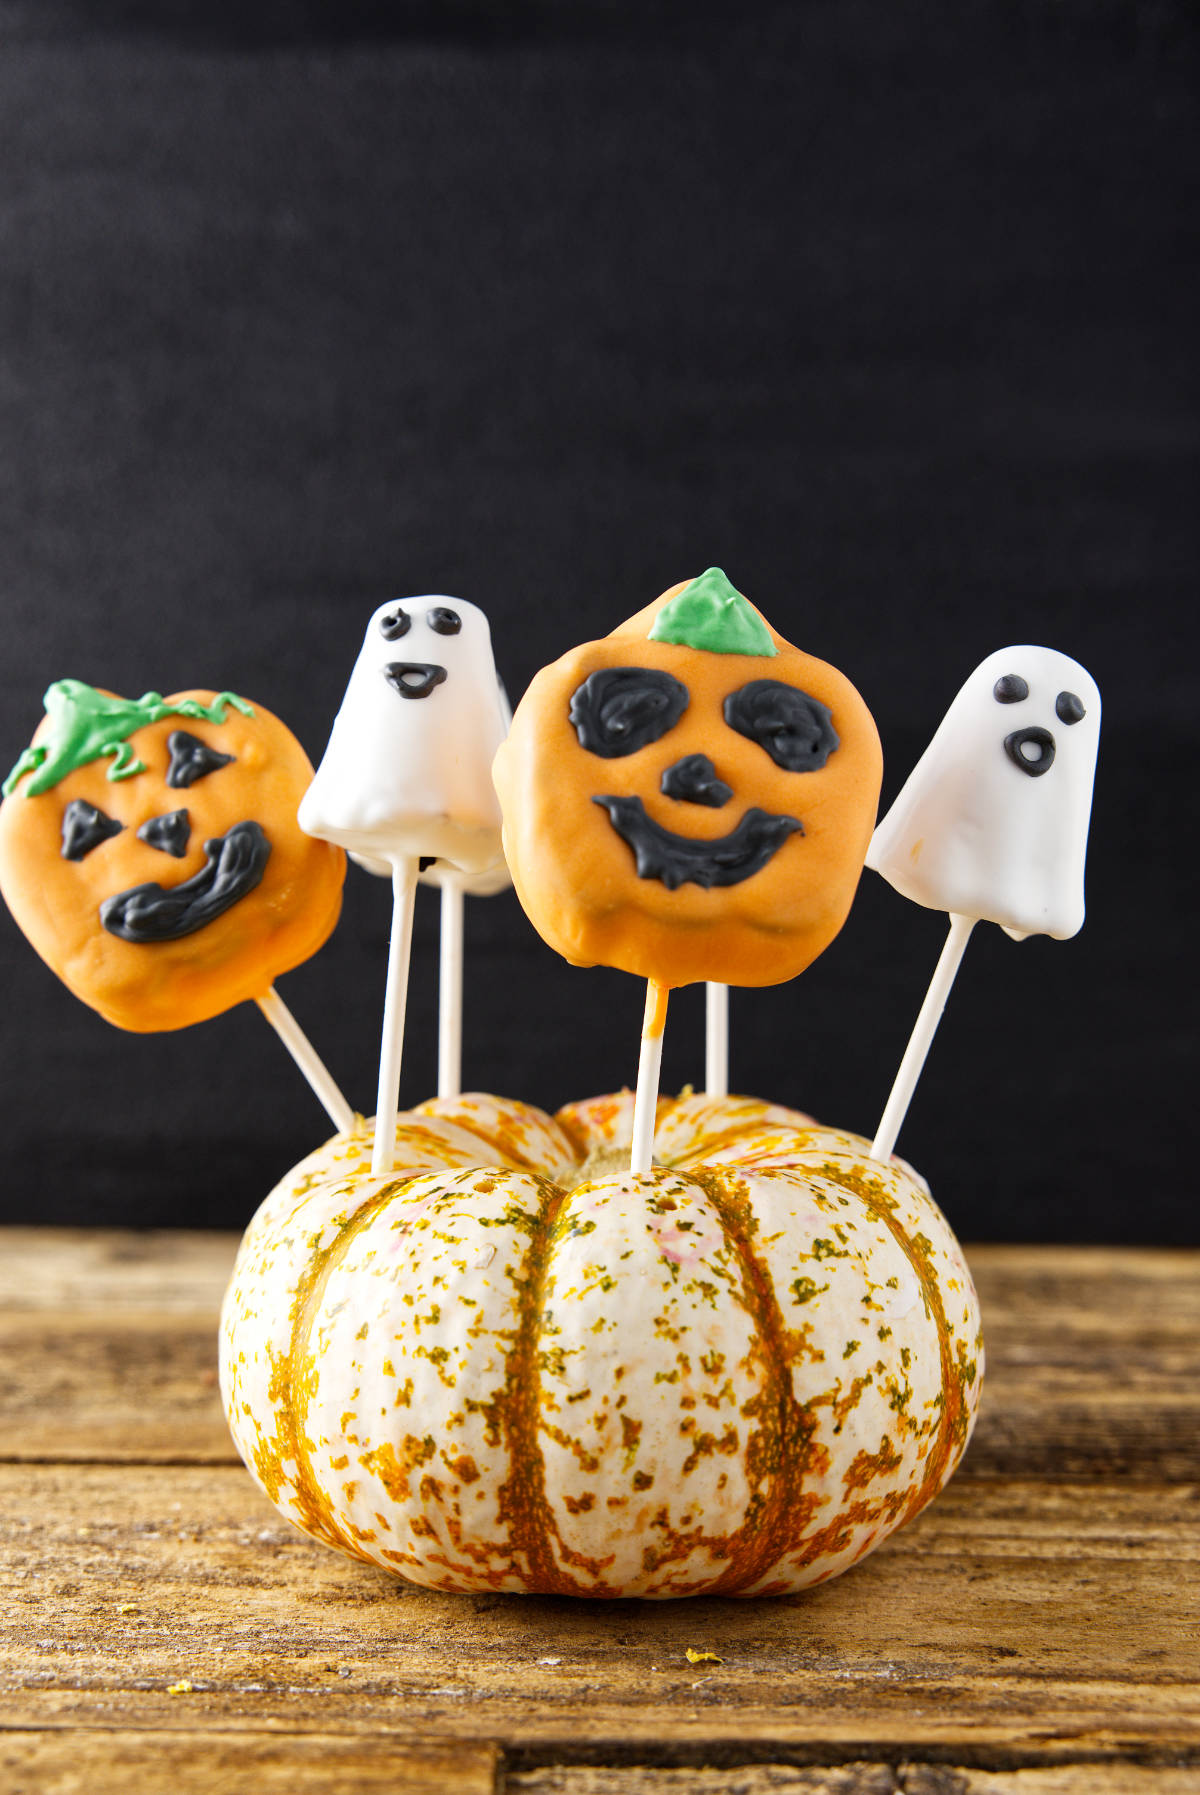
{"left": 0, "top": 1230, "right": 1196, "bottom": 1794}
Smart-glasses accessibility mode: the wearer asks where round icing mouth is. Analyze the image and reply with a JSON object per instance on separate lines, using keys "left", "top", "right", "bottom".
{"left": 592, "top": 795, "right": 802, "bottom": 891}
{"left": 383, "top": 662, "right": 448, "bottom": 701}
{"left": 99, "top": 821, "right": 272, "bottom": 943}
{"left": 1004, "top": 725, "right": 1056, "bottom": 777}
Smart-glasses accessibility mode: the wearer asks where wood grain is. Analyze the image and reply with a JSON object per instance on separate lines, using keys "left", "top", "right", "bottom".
{"left": 1, "top": 1462, "right": 1196, "bottom": 1762}
{"left": 0, "top": 1733, "right": 499, "bottom": 1795}
{"left": 510, "top": 1774, "right": 1200, "bottom": 1794}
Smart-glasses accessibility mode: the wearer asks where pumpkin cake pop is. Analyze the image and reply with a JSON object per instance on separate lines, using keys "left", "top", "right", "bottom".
{"left": 493, "top": 567, "right": 883, "bottom": 990}
{"left": 495, "top": 568, "right": 884, "bottom": 1171}
{"left": 0, "top": 680, "right": 351, "bottom": 1124}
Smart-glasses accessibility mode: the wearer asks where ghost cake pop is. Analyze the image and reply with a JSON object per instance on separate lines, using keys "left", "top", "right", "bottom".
{"left": 0, "top": 680, "right": 352, "bottom": 1130}
{"left": 299, "top": 595, "right": 510, "bottom": 1170}
{"left": 866, "top": 645, "right": 1101, "bottom": 1161}
{"left": 305, "top": 641, "right": 513, "bottom": 1103}
{"left": 494, "top": 568, "right": 883, "bottom": 1171}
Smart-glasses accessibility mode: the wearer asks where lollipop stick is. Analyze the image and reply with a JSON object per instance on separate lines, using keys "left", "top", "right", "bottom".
{"left": 255, "top": 987, "right": 355, "bottom": 1136}
{"left": 372, "top": 858, "right": 419, "bottom": 1176}
{"left": 870, "top": 912, "right": 976, "bottom": 1163}
{"left": 705, "top": 982, "right": 729, "bottom": 1099}
{"left": 438, "top": 876, "right": 465, "bottom": 1100}
{"left": 630, "top": 979, "right": 669, "bottom": 1176}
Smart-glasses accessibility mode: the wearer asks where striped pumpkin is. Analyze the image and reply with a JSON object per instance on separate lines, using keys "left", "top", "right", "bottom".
{"left": 220, "top": 1091, "right": 982, "bottom": 1598}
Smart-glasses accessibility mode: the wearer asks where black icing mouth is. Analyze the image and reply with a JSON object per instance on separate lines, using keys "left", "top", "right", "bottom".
{"left": 384, "top": 662, "right": 448, "bottom": 700}
{"left": 99, "top": 821, "right": 272, "bottom": 943}
{"left": 1004, "top": 725, "right": 1056, "bottom": 778}
{"left": 593, "top": 795, "right": 802, "bottom": 890}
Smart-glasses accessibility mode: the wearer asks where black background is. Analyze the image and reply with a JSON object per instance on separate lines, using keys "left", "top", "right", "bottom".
{"left": 0, "top": 0, "right": 1195, "bottom": 1241}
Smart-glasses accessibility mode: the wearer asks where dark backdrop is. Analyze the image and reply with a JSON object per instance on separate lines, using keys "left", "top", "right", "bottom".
{"left": 0, "top": 0, "right": 1195, "bottom": 1240}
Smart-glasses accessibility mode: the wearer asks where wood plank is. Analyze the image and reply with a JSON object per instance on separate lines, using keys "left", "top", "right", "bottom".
{"left": 510, "top": 1773, "right": 1200, "bottom": 1794}
{"left": 509, "top": 1772, "right": 899, "bottom": 1795}
{"left": 0, "top": 1311, "right": 232, "bottom": 1463}
{"left": 0, "top": 1228, "right": 236, "bottom": 1313}
{"left": 1, "top": 1464, "right": 1196, "bottom": 1763}
{"left": 0, "top": 1731, "right": 498, "bottom": 1794}
{"left": 2, "top": 1235, "right": 1197, "bottom": 1480}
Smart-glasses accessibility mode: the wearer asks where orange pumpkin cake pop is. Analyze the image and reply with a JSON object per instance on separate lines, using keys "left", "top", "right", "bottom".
{"left": 493, "top": 569, "right": 883, "bottom": 989}
{"left": 0, "top": 681, "right": 346, "bottom": 1032}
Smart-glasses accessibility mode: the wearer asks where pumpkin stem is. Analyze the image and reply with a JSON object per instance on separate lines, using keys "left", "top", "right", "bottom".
{"left": 647, "top": 568, "right": 776, "bottom": 658}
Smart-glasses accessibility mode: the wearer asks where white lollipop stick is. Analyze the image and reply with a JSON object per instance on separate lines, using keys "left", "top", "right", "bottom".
{"left": 631, "top": 980, "right": 669, "bottom": 1176}
{"left": 372, "top": 858, "right": 418, "bottom": 1176}
{"left": 255, "top": 986, "right": 355, "bottom": 1136}
{"left": 705, "top": 982, "right": 729, "bottom": 1099}
{"left": 870, "top": 912, "right": 975, "bottom": 1163}
{"left": 437, "top": 875, "right": 465, "bottom": 1100}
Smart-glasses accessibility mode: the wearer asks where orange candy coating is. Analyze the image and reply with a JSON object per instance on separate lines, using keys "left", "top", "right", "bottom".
{"left": 0, "top": 690, "right": 345, "bottom": 1032}
{"left": 493, "top": 581, "right": 883, "bottom": 989}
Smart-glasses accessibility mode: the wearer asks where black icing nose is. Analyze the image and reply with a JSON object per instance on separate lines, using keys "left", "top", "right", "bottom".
{"left": 660, "top": 753, "right": 733, "bottom": 808}
{"left": 137, "top": 808, "right": 191, "bottom": 858}
{"left": 384, "top": 662, "right": 448, "bottom": 700}
{"left": 1005, "top": 726, "right": 1056, "bottom": 777}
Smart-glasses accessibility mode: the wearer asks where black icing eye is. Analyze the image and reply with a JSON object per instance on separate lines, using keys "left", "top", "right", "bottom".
{"left": 378, "top": 608, "right": 411, "bottom": 642}
{"left": 60, "top": 799, "right": 124, "bottom": 861}
{"left": 993, "top": 674, "right": 1029, "bottom": 704}
{"left": 427, "top": 607, "right": 462, "bottom": 636}
{"left": 723, "top": 680, "right": 839, "bottom": 772}
{"left": 1056, "top": 690, "right": 1086, "bottom": 724}
{"left": 569, "top": 667, "right": 690, "bottom": 758}
{"left": 137, "top": 808, "right": 191, "bottom": 858}
{"left": 166, "top": 731, "right": 235, "bottom": 790}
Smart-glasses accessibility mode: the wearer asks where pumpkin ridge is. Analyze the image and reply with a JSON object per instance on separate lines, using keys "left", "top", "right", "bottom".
{"left": 283, "top": 1177, "right": 421, "bottom": 1559}
{"left": 413, "top": 1097, "right": 565, "bottom": 1174}
{"left": 806, "top": 1158, "right": 982, "bottom": 1526}
{"left": 686, "top": 1164, "right": 829, "bottom": 1596}
{"left": 493, "top": 1173, "right": 616, "bottom": 1595}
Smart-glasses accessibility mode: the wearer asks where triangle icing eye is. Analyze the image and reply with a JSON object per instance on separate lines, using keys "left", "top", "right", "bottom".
{"left": 166, "top": 730, "right": 235, "bottom": 789}
{"left": 137, "top": 808, "right": 191, "bottom": 858}
{"left": 60, "top": 799, "right": 125, "bottom": 861}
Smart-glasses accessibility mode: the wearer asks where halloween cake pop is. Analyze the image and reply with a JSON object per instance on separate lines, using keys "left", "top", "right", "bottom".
{"left": 866, "top": 645, "right": 1101, "bottom": 1161}
{"left": 867, "top": 645, "right": 1100, "bottom": 941}
{"left": 493, "top": 567, "right": 883, "bottom": 991}
{"left": 299, "top": 596, "right": 509, "bottom": 883}
{"left": 494, "top": 567, "right": 883, "bottom": 1171}
{"left": 0, "top": 681, "right": 351, "bottom": 1126}
{"left": 0, "top": 681, "right": 346, "bottom": 1032}
{"left": 299, "top": 595, "right": 510, "bottom": 1169}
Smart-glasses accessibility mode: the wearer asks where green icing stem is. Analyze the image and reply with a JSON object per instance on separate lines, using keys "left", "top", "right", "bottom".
{"left": 2, "top": 682, "right": 254, "bottom": 798}
{"left": 647, "top": 566, "right": 776, "bottom": 657}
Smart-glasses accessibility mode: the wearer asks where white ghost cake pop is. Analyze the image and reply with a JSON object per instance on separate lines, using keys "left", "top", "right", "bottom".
{"left": 300, "top": 595, "right": 510, "bottom": 1162}
{"left": 298, "top": 596, "right": 509, "bottom": 881}
{"left": 867, "top": 645, "right": 1100, "bottom": 941}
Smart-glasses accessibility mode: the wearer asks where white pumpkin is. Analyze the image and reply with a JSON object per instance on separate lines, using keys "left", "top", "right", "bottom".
{"left": 220, "top": 1091, "right": 982, "bottom": 1599}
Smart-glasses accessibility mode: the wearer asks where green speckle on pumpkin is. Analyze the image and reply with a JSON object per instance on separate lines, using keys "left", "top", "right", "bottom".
{"left": 790, "top": 1276, "right": 829, "bottom": 1305}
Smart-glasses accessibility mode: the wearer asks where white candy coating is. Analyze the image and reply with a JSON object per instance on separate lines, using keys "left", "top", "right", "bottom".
{"left": 867, "top": 645, "right": 1100, "bottom": 941}
{"left": 299, "top": 596, "right": 510, "bottom": 878}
